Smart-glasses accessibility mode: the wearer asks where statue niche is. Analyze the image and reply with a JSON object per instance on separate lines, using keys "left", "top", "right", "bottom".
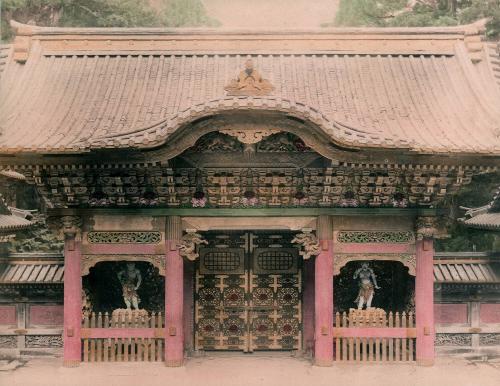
{"left": 82, "top": 261, "right": 164, "bottom": 314}
{"left": 334, "top": 260, "right": 414, "bottom": 314}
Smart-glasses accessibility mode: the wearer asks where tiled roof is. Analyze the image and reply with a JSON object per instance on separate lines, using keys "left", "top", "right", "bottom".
{"left": 0, "top": 253, "right": 64, "bottom": 284}
{"left": 0, "top": 196, "right": 32, "bottom": 232}
{"left": 434, "top": 252, "right": 500, "bottom": 283}
{"left": 461, "top": 186, "right": 500, "bottom": 230}
{"left": 0, "top": 169, "right": 26, "bottom": 181}
{"left": 0, "top": 23, "right": 499, "bottom": 156}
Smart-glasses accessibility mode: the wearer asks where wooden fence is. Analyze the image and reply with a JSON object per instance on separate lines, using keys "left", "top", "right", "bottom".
{"left": 81, "top": 311, "right": 164, "bottom": 362}
{"left": 333, "top": 309, "right": 416, "bottom": 362}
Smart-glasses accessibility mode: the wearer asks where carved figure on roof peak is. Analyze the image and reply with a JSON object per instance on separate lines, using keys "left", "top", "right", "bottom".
{"left": 225, "top": 59, "right": 274, "bottom": 96}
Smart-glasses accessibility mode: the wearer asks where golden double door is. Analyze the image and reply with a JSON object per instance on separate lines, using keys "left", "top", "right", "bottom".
{"left": 195, "top": 232, "right": 302, "bottom": 352}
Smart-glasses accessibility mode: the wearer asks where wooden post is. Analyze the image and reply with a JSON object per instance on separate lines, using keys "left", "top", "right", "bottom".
{"left": 314, "top": 215, "right": 333, "bottom": 366}
{"left": 415, "top": 237, "right": 435, "bottom": 366}
{"left": 63, "top": 216, "right": 82, "bottom": 367}
{"left": 165, "top": 216, "right": 184, "bottom": 367}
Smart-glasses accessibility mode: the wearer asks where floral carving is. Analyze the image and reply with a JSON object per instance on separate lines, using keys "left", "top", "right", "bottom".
{"left": 178, "top": 231, "right": 208, "bottom": 261}
{"left": 292, "top": 230, "right": 320, "bottom": 260}
{"left": 479, "top": 334, "right": 500, "bottom": 346}
{"left": 435, "top": 333, "right": 471, "bottom": 346}
{"left": 337, "top": 231, "right": 415, "bottom": 243}
{"left": 25, "top": 335, "right": 63, "bottom": 348}
{"left": 87, "top": 231, "right": 162, "bottom": 244}
{"left": 0, "top": 336, "right": 17, "bottom": 348}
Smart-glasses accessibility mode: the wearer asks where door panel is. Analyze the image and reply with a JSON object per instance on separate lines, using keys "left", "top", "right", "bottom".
{"left": 195, "top": 232, "right": 302, "bottom": 352}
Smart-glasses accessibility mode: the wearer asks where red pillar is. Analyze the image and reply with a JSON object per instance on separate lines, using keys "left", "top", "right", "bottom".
{"left": 63, "top": 231, "right": 82, "bottom": 367}
{"left": 415, "top": 237, "right": 435, "bottom": 366}
{"left": 165, "top": 216, "right": 184, "bottom": 366}
{"left": 314, "top": 216, "right": 333, "bottom": 366}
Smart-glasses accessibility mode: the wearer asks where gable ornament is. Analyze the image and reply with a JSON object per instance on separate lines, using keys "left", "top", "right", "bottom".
{"left": 225, "top": 59, "right": 274, "bottom": 96}
{"left": 177, "top": 229, "right": 208, "bottom": 261}
{"left": 292, "top": 228, "right": 321, "bottom": 260}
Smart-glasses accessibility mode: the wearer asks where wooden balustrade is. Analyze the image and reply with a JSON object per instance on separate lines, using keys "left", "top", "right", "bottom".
{"left": 333, "top": 309, "right": 416, "bottom": 362}
{"left": 81, "top": 311, "right": 164, "bottom": 362}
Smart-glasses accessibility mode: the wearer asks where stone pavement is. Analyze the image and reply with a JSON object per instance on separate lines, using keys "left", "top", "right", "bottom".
{"left": 1, "top": 354, "right": 500, "bottom": 386}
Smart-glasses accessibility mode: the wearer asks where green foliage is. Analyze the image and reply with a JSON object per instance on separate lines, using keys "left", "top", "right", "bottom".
{"left": 161, "top": 0, "right": 220, "bottom": 27}
{"left": 9, "top": 214, "right": 64, "bottom": 253}
{"left": 331, "top": 0, "right": 500, "bottom": 38}
{"left": 1, "top": 0, "right": 219, "bottom": 41}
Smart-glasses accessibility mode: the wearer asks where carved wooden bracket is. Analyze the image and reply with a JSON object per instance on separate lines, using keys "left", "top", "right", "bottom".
{"left": 177, "top": 230, "right": 208, "bottom": 261}
{"left": 219, "top": 128, "right": 281, "bottom": 144}
{"left": 291, "top": 228, "right": 321, "bottom": 260}
{"left": 416, "top": 216, "right": 447, "bottom": 240}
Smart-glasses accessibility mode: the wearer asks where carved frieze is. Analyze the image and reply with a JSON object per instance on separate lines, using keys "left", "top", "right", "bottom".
{"left": 291, "top": 230, "right": 321, "bottom": 260}
{"left": 224, "top": 59, "right": 274, "bottom": 96}
{"left": 333, "top": 253, "right": 416, "bottom": 276}
{"left": 337, "top": 231, "right": 415, "bottom": 243}
{"left": 479, "top": 333, "right": 500, "bottom": 346}
{"left": 87, "top": 231, "right": 162, "bottom": 244}
{"left": 0, "top": 336, "right": 17, "bottom": 348}
{"left": 30, "top": 163, "right": 476, "bottom": 209}
{"left": 178, "top": 230, "right": 208, "bottom": 261}
{"left": 81, "top": 254, "right": 165, "bottom": 276}
{"left": 435, "top": 333, "right": 472, "bottom": 346}
{"left": 25, "top": 335, "right": 63, "bottom": 348}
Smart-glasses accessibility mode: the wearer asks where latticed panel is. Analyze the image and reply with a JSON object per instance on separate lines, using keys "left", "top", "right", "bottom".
{"left": 250, "top": 244, "right": 302, "bottom": 351}
{"left": 195, "top": 257, "right": 249, "bottom": 351}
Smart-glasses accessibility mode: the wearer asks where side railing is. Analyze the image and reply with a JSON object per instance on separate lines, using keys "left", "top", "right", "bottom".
{"left": 81, "top": 311, "right": 164, "bottom": 362}
{"left": 333, "top": 309, "right": 416, "bottom": 362}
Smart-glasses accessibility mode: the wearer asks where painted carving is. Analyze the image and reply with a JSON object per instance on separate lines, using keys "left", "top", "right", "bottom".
{"left": 353, "top": 263, "right": 381, "bottom": 309}
{"left": 479, "top": 334, "right": 500, "bottom": 346}
{"left": 224, "top": 59, "right": 274, "bottom": 96}
{"left": 220, "top": 128, "right": 280, "bottom": 145}
{"left": 178, "top": 231, "right": 208, "bottom": 261}
{"left": 81, "top": 254, "right": 165, "bottom": 276}
{"left": 25, "top": 335, "right": 63, "bottom": 348}
{"left": 337, "top": 231, "right": 415, "bottom": 244}
{"left": 87, "top": 231, "right": 162, "bottom": 244}
{"left": 333, "top": 253, "right": 416, "bottom": 276}
{"left": 60, "top": 215, "right": 82, "bottom": 236}
{"left": 291, "top": 230, "right": 320, "bottom": 260}
{"left": 0, "top": 336, "right": 17, "bottom": 348}
{"left": 257, "top": 132, "right": 311, "bottom": 152}
{"left": 435, "top": 333, "right": 472, "bottom": 346}
{"left": 117, "top": 262, "right": 142, "bottom": 310}
{"left": 192, "top": 132, "right": 243, "bottom": 153}
{"left": 241, "top": 190, "right": 258, "bottom": 207}
{"left": 415, "top": 216, "right": 447, "bottom": 240}
{"left": 34, "top": 165, "right": 472, "bottom": 209}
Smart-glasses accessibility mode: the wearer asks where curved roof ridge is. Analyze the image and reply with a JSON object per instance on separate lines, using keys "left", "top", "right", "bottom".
{"left": 9, "top": 19, "right": 488, "bottom": 37}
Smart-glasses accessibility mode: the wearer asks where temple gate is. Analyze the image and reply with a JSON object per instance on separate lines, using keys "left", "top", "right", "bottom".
{"left": 1, "top": 21, "right": 499, "bottom": 368}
